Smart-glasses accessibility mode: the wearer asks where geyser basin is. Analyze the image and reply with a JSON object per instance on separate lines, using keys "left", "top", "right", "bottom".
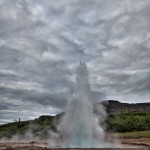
{"left": 0, "top": 141, "right": 147, "bottom": 150}
{"left": 44, "top": 148, "right": 145, "bottom": 150}
{"left": 58, "top": 62, "right": 112, "bottom": 148}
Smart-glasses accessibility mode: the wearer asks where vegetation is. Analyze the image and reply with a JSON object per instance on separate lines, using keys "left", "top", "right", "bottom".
{"left": 106, "top": 112, "right": 150, "bottom": 132}
{"left": 117, "top": 130, "right": 150, "bottom": 139}
{"left": 0, "top": 112, "right": 150, "bottom": 139}
{"left": 0, "top": 116, "right": 56, "bottom": 139}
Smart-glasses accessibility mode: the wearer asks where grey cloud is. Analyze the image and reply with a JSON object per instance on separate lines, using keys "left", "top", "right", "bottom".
{"left": 124, "top": 74, "right": 150, "bottom": 94}
{"left": 0, "top": 105, "right": 8, "bottom": 110}
{"left": 0, "top": 86, "right": 67, "bottom": 109}
{"left": 0, "top": 0, "right": 150, "bottom": 124}
{"left": 91, "top": 90, "right": 106, "bottom": 103}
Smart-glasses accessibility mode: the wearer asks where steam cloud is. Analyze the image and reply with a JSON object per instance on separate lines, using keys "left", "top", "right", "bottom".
{"left": 48, "top": 62, "right": 117, "bottom": 148}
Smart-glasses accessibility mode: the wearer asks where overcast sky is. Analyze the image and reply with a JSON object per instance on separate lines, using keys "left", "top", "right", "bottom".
{"left": 0, "top": 0, "right": 150, "bottom": 124}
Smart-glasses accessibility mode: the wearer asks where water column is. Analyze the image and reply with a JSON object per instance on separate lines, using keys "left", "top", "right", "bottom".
{"left": 59, "top": 62, "right": 105, "bottom": 148}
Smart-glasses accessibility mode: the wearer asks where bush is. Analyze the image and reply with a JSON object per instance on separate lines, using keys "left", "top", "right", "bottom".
{"left": 106, "top": 112, "right": 150, "bottom": 132}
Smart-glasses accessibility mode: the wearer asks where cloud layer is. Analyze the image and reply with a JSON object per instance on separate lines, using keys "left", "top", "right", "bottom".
{"left": 0, "top": 0, "right": 150, "bottom": 124}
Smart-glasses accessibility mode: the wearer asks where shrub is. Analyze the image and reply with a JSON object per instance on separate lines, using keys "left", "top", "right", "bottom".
{"left": 106, "top": 112, "right": 150, "bottom": 132}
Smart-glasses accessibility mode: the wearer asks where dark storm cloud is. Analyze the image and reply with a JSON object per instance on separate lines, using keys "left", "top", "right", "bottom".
{"left": 0, "top": 0, "right": 150, "bottom": 124}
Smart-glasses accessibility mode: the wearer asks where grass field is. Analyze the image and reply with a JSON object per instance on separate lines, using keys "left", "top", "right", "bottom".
{"left": 117, "top": 130, "right": 150, "bottom": 139}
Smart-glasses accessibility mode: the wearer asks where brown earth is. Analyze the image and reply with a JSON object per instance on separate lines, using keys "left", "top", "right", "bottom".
{"left": 0, "top": 138, "right": 150, "bottom": 150}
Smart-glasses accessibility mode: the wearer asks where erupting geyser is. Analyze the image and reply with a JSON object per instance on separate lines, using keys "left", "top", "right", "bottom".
{"left": 59, "top": 62, "right": 111, "bottom": 148}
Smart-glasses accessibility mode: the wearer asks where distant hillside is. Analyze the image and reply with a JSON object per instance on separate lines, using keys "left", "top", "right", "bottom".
{"left": 102, "top": 100, "right": 150, "bottom": 114}
{"left": 0, "top": 115, "right": 57, "bottom": 139}
{"left": 0, "top": 100, "right": 150, "bottom": 139}
{"left": 56, "top": 100, "right": 150, "bottom": 118}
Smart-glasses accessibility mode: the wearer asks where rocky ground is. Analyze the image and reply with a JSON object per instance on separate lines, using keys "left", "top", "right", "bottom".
{"left": 0, "top": 138, "right": 150, "bottom": 150}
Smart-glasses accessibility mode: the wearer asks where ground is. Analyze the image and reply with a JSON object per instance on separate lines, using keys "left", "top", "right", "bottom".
{"left": 0, "top": 131, "right": 150, "bottom": 150}
{"left": 0, "top": 138, "right": 150, "bottom": 150}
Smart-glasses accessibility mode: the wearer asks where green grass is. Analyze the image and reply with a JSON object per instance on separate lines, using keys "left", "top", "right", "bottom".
{"left": 0, "top": 116, "right": 56, "bottom": 139}
{"left": 117, "top": 130, "right": 150, "bottom": 139}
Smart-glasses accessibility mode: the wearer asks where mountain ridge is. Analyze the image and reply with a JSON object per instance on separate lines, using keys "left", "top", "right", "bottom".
{"left": 0, "top": 100, "right": 150, "bottom": 126}
{"left": 101, "top": 100, "right": 150, "bottom": 114}
{"left": 0, "top": 100, "right": 150, "bottom": 139}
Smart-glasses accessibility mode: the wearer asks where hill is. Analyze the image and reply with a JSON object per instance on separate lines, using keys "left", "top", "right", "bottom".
{"left": 103, "top": 100, "right": 150, "bottom": 114}
{"left": 0, "top": 100, "right": 150, "bottom": 140}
